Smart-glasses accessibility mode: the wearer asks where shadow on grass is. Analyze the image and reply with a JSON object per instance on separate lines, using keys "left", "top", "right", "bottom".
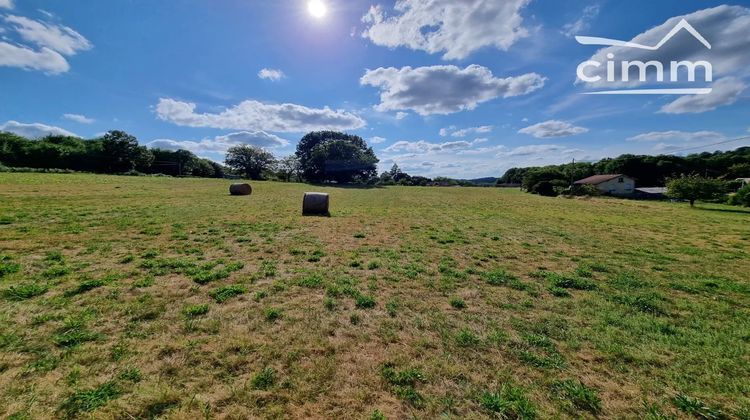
{"left": 695, "top": 206, "right": 750, "bottom": 215}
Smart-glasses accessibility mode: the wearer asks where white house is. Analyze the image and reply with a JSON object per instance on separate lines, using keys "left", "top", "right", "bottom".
{"left": 737, "top": 178, "right": 750, "bottom": 187}
{"left": 574, "top": 174, "right": 636, "bottom": 195}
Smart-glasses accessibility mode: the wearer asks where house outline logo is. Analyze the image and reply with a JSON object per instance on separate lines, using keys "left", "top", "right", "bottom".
{"left": 575, "top": 19, "right": 713, "bottom": 95}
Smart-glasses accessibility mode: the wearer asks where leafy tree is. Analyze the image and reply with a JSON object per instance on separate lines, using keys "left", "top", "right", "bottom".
{"left": 296, "top": 131, "right": 378, "bottom": 183}
{"left": 389, "top": 163, "right": 409, "bottom": 183}
{"left": 521, "top": 167, "right": 566, "bottom": 195}
{"left": 207, "top": 160, "right": 227, "bottom": 178}
{"left": 191, "top": 159, "right": 216, "bottom": 178}
{"left": 727, "top": 163, "right": 750, "bottom": 178}
{"left": 276, "top": 155, "right": 301, "bottom": 182}
{"left": 666, "top": 175, "right": 727, "bottom": 207}
{"left": 101, "top": 130, "right": 143, "bottom": 173}
{"left": 225, "top": 145, "right": 276, "bottom": 180}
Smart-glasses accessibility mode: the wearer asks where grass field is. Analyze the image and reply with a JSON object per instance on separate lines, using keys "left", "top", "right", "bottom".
{"left": 1, "top": 173, "right": 749, "bottom": 419}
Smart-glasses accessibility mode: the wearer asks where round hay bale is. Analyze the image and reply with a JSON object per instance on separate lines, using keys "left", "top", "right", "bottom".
{"left": 229, "top": 183, "right": 252, "bottom": 196}
{"left": 302, "top": 192, "right": 329, "bottom": 215}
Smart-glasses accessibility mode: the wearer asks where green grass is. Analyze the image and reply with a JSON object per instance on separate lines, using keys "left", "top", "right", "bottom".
{"left": 0, "top": 173, "right": 748, "bottom": 417}
{"left": 550, "top": 379, "right": 602, "bottom": 414}
{"left": 60, "top": 381, "right": 121, "bottom": 417}
{"left": 2, "top": 282, "right": 48, "bottom": 301}
{"left": 480, "top": 383, "right": 537, "bottom": 418}
{"left": 449, "top": 296, "right": 466, "bottom": 309}
{"left": 250, "top": 367, "right": 276, "bottom": 390}
{"left": 182, "top": 303, "right": 210, "bottom": 318}
{"left": 208, "top": 284, "right": 246, "bottom": 303}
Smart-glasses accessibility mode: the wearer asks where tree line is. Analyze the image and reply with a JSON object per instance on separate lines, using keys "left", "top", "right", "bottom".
{"left": 0, "top": 131, "right": 226, "bottom": 178}
{"left": 499, "top": 148, "right": 750, "bottom": 196}
{"left": 0, "top": 129, "right": 473, "bottom": 186}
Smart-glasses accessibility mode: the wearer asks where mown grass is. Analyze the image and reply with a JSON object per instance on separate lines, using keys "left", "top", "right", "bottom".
{"left": 0, "top": 173, "right": 748, "bottom": 418}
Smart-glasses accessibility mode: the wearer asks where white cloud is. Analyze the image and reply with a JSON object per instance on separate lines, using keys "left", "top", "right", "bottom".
{"left": 562, "top": 4, "right": 600, "bottom": 38}
{"left": 155, "top": 98, "right": 366, "bottom": 133}
{"left": 578, "top": 5, "right": 750, "bottom": 89}
{"left": 368, "top": 136, "right": 387, "bottom": 144}
{"left": 384, "top": 138, "right": 485, "bottom": 153}
{"left": 146, "top": 131, "right": 289, "bottom": 154}
{"left": 395, "top": 111, "right": 408, "bottom": 120}
{"left": 518, "top": 120, "right": 588, "bottom": 138}
{"left": 0, "top": 43, "right": 69, "bottom": 73}
{"left": 0, "top": 0, "right": 13, "bottom": 9}
{"left": 4, "top": 15, "right": 92, "bottom": 56}
{"left": 627, "top": 130, "right": 725, "bottom": 142}
{"left": 0, "top": 120, "right": 78, "bottom": 138}
{"left": 448, "top": 125, "right": 493, "bottom": 137}
{"left": 499, "top": 144, "right": 567, "bottom": 157}
{"left": 62, "top": 113, "right": 94, "bottom": 124}
{"left": 439, "top": 126, "right": 455, "bottom": 137}
{"left": 0, "top": 15, "right": 91, "bottom": 74}
{"left": 258, "top": 68, "right": 285, "bottom": 81}
{"left": 360, "top": 65, "right": 545, "bottom": 116}
{"left": 361, "top": 0, "right": 530, "bottom": 60}
{"left": 660, "top": 77, "right": 746, "bottom": 114}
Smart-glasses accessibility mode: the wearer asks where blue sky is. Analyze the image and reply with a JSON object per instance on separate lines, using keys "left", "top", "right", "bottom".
{"left": 1, "top": 0, "right": 749, "bottom": 178}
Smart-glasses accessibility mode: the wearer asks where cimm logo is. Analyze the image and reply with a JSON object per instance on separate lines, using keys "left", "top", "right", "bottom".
{"left": 576, "top": 19, "right": 713, "bottom": 95}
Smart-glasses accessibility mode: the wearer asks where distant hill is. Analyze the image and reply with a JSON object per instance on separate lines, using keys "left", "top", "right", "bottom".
{"left": 463, "top": 177, "right": 498, "bottom": 185}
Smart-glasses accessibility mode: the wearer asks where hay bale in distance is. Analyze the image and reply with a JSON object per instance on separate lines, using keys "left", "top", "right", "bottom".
{"left": 302, "top": 192, "right": 329, "bottom": 215}
{"left": 229, "top": 183, "right": 252, "bottom": 196}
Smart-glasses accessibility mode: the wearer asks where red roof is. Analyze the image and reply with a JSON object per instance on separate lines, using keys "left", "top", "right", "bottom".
{"left": 574, "top": 174, "right": 624, "bottom": 185}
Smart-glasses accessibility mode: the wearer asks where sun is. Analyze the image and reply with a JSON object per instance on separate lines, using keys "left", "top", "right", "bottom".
{"left": 307, "top": 0, "right": 328, "bottom": 19}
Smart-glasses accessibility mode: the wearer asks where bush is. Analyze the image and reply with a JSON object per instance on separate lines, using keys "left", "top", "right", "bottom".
{"left": 728, "top": 185, "right": 750, "bottom": 207}
{"left": 569, "top": 184, "right": 601, "bottom": 197}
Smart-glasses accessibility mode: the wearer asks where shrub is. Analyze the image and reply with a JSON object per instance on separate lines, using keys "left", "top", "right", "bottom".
{"left": 569, "top": 184, "right": 601, "bottom": 197}
{"left": 728, "top": 185, "right": 750, "bottom": 207}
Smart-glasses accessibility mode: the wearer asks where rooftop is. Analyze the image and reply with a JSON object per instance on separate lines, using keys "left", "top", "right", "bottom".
{"left": 574, "top": 174, "right": 625, "bottom": 185}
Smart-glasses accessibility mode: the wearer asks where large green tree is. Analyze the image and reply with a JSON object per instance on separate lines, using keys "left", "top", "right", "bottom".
{"left": 225, "top": 145, "right": 276, "bottom": 180}
{"left": 101, "top": 130, "right": 151, "bottom": 173}
{"left": 295, "top": 131, "right": 378, "bottom": 183}
{"left": 666, "top": 175, "right": 727, "bottom": 207}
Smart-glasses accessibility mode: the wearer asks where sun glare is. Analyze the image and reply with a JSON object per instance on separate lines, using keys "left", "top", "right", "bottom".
{"left": 307, "top": 0, "right": 327, "bottom": 19}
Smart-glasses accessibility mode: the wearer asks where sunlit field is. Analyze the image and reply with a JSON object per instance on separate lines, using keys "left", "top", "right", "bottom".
{"left": 1, "top": 173, "right": 748, "bottom": 418}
